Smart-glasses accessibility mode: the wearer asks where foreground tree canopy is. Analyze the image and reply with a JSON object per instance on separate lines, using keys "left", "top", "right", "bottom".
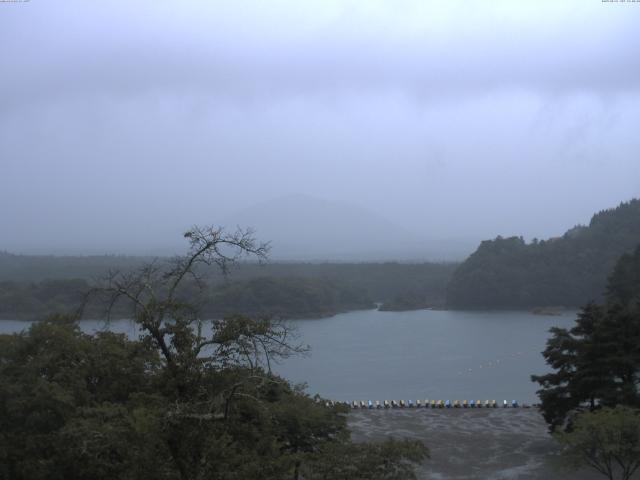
{"left": 556, "top": 406, "right": 640, "bottom": 480}
{"left": 532, "top": 245, "right": 640, "bottom": 480}
{"left": 0, "top": 226, "right": 428, "bottom": 480}
{"left": 532, "top": 244, "right": 640, "bottom": 432}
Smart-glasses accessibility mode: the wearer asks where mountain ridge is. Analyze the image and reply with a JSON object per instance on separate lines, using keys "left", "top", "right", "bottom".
{"left": 220, "top": 193, "right": 467, "bottom": 261}
{"left": 446, "top": 198, "right": 640, "bottom": 309}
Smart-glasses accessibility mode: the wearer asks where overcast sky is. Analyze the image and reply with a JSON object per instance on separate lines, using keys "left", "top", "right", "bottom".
{"left": 1, "top": 0, "right": 639, "bottom": 256}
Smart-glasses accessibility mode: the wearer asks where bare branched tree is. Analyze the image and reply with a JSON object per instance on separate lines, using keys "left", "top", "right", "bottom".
{"left": 83, "top": 225, "right": 307, "bottom": 401}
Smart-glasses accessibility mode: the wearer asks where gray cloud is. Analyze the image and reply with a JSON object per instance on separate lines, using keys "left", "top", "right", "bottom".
{"left": 2, "top": 0, "right": 640, "bottom": 108}
{"left": 1, "top": 1, "right": 639, "bottom": 257}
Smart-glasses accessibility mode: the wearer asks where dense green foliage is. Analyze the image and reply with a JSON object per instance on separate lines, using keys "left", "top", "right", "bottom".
{"left": 0, "top": 277, "right": 373, "bottom": 321}
{"left": 0, "top": 251, "right": 149, "bottom": 282}
{"left": 448, "top": 199, "right": 640, "bottom": 308}
{"left": 0, "top": 317, "right": 166, "bottom": 480}
{"left": 0, "top": 227, "right": 429, "bottom": 479}
{"left": 532, "top": 245, "right": 640, "bottom": 432}
{"left": 606, "top": 245, "right": 640, "bottom": 306}
{"left": 0, "top": 279, "right": 89, "bottom": 319}
{"left": 0, "top": 254, "right": 456, "bottom": 298}
{"left": 0, "top": 259, "right": 456, "bottom": 320}
{"left": 378, "top": 290, "right": 437, "bottom": 312}
{"left": 531, "top": 303, "right": 640, "bottom": 430}
{"left": 208, "top": 276, "right": 373, "bottom": 319}
{"left": 555, "top": 406, "right": 640, "bottom": 480}
{"left": 0, "top": 318, "right": 426, "bottom": 480}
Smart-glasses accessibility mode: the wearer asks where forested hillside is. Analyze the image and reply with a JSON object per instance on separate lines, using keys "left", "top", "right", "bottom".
{"left": 207, "top": 277, "right": 373, "bottom": 319}
{"left": 0, "top": 252, "right": 149, "bottom": 282}
{"left": 0, "top": 257, "right": 456, "bottom": 320}
{"left": 447, "top": 199, "right": 640, "bottom": 309}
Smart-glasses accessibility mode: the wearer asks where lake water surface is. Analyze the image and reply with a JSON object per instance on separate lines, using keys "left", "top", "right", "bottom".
{"left": 275, "top": 309, "right": 576, "bottom": 404}
{"left": 0, "top": 309, "right": 577, "bottom": 403}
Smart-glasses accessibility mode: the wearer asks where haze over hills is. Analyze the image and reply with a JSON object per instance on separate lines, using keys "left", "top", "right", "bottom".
{"left": 220, "top": 194, "right": 475, "bottom": 261}
{"left": 0, "top": 193, "right": 474, "bottom": 261}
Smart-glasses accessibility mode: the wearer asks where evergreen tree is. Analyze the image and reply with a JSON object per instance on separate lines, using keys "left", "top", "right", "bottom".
{"left": 532, "top": 245, "right": 640, "bottom": 431}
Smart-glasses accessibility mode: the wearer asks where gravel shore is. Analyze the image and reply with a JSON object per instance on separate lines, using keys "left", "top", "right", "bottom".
{"left": 348, "top": 408, "right": 602, "bottom": 480}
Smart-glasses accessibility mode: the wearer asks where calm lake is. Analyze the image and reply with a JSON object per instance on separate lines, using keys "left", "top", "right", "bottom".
{"left": 0, "top": 309, "right": 577, "bottom": 403}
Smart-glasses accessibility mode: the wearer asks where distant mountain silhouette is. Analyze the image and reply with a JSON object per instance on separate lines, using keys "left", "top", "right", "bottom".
{"left": 221, "top": 194, "right": 449, "bottom": 260}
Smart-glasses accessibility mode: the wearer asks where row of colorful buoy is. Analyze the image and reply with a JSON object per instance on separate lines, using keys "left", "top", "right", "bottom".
{"left": 324, "top": 399, "right": 532, "bottom": 409}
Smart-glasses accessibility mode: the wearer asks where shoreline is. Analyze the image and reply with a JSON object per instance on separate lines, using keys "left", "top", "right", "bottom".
{"left": 348, "top": 408, "right": 600, "bottom": 480}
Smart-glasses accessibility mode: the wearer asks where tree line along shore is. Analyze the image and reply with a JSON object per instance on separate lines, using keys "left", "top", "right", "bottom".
{"left": 1, "top": 200, "right": 640, "bottom": 479}
{"left": 2, "top": 198, "right": 639, "bottom": 320}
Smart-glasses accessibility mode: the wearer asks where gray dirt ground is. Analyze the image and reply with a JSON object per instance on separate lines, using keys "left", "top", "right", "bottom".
{"left": 348, "top": 408, "right": 604, "bottom": 480}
